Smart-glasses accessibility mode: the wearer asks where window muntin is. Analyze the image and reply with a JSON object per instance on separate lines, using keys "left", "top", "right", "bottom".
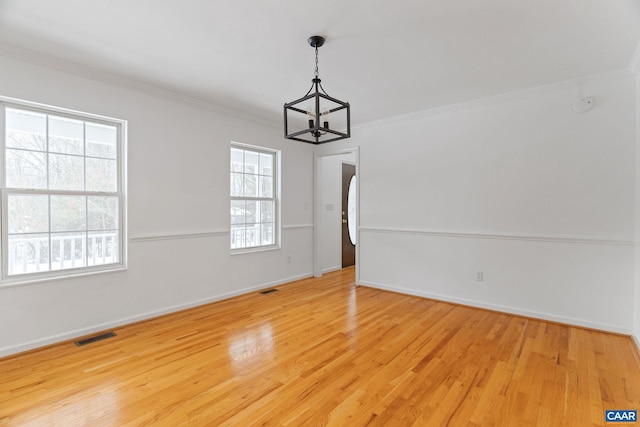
{"left": 230, "top": 144, "right": 278, "bottom": 251}
{"left": 2, "top": 103, "right": 124, "bottom": 280}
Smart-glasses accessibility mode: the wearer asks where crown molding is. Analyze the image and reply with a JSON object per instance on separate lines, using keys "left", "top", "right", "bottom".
{"left": 3, "top": 40, "right": 636, "bottom": 133}
{"left": 0, "top": 41, "right": 281, "bottom": 130}
{"left": 631, "top": 41, "right": 640, "bottom": 75}
{"left": 353, "top": 68, "right": 634, "bottom": 131}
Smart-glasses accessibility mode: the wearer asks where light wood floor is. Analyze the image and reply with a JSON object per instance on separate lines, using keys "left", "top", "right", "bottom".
{"left": 1, "top": 268, "right": 639, "bottom": 426}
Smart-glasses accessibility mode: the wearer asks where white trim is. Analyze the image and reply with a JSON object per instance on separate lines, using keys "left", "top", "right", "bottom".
{"left": 359, "top": 226, "right": 634, "bottom": 247}
{"left": 0, "top": 42, "right": 280, "bottom": 130}
{"left": 129, "top": 225, "right": 313, "bottom": 243}
{"left": 1, "top": 95, "right": 127, "bottom": 124}
{"left": 230, "top": 142, "right": 281, "bottom": 252}
{"left": 313, "top": 147, "right": 360, "bottom": 284}
{"left": 282, "top": 224, "right": 314, "bottom": 230}
{"left": 359, "top": 280, "right": 633, "bottom": 335}
{"left": 1, "top": 42, "right": 632, "bottom": 131}
{"left": 230, "top": 244, "right": 280, "bottom": 256}
{"left": 0, "top": 272, "right": 313, "bottom": 358}
{"left": 322, "top": 266, "right": 342, "bottom": 274}
{"left": 631, "top": 40, "right": 640, "bottom": 75}
{"left": 130, "top": 230, "right": 228, "bottom": 242}
{"left": 0, "top": 99, "right": 127, "bottom": 283}
{"left": 0, "top": 264, "right": 126, "bottom": 289}
{"left": 633, "top": 335, "right": 640, "bottom": 355}
{"left": 353, "top": 69, "right": 634, "bottom": 130}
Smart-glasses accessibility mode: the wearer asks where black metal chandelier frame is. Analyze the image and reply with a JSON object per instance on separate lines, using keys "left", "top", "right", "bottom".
{"left": 284, "top": 36, "right": 350, "bottom": 145}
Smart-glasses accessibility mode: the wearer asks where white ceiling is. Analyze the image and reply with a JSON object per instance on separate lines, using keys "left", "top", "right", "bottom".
{"left": 0, "top": 0, "right": 639, "bottom": 126}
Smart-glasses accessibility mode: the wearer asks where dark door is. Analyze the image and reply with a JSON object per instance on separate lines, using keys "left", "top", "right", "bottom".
{"left": 342, "top": 163, "right": 356, "bottom": 268}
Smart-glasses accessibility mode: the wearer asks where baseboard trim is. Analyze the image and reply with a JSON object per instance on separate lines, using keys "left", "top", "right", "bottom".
{"left": 358, "top": 280, "right": 632, "bottom": 335}
{"left": 633, "top": 334, "right": 640, "bottom": 354}
{"left": 0, "top": 272, "right": 313, "bottom": 358}
{"left": 322, "top": 266, "right": 342, "bottom": 274}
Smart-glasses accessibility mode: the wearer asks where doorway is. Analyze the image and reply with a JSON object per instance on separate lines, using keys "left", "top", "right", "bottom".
{"left": 313, "top": 147, "right": 359, "bottom": 283}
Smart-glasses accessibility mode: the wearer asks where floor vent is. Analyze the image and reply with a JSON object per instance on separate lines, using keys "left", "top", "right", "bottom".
{"left": 260, "top": 288, "right": 279, "bottom": 295}
{"left": 75, "top": 332, "right": 116, "bottom": 346}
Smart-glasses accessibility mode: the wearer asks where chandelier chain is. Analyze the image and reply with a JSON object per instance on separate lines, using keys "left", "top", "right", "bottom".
{"left": 314, "top": 46, "right": 319, "bottom": 78}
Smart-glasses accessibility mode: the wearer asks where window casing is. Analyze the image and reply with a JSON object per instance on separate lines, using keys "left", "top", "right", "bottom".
{"left": 230, "top": 143, "right": 279, "bottom": 251}
{"left": 1, "top": 100, "right": 126, "bottom": 283}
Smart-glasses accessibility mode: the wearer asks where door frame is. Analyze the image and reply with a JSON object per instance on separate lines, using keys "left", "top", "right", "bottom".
{"left": 313, "top": 146, "right": 360, "bottom": 284}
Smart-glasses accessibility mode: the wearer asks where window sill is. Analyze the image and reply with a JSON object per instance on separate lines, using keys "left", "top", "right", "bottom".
{"left": 0, "top": 264, "right": 127, "bottom": 288}
{"left": 230, "top": 244, "right": 281, "bottom": 256}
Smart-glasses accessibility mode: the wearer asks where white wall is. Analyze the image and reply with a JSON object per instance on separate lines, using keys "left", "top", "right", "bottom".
{"left": 1, "top": 54, "right": 637, "bottom": 357}
{"left": 318, "top": 152, "right": 356, "bottom": 273}
{"left": 340, "top": 71, "right": 637, "bottom": 333}
{"left": 0, "top": 54, "right": 315, "bottom": 357}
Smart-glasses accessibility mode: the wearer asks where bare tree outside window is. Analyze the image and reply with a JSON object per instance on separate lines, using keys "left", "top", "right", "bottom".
{"left": 230, "top": 144, "right": 278, "bottom": 250}
{"left": 2, "top": 105, "right": 124, "bottom": 278}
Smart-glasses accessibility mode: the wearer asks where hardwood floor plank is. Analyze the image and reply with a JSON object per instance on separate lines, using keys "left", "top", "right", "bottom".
{"left": 1, "top": 267, "right": 639, "bottom": 426}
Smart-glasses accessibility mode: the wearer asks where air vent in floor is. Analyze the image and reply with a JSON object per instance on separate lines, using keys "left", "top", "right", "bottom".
{"left": 75, "top": 332, "right": 116, "bottom": 346}
{"left": 260, "top": 288, "right": 279, "bottom": 295}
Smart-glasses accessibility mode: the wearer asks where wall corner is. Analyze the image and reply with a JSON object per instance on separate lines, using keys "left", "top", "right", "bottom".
{"left": 631, "top": 41, "right": 640, "bottom": 75}
{"left": 634, "top": 66, "right": 640, "bottom": 343}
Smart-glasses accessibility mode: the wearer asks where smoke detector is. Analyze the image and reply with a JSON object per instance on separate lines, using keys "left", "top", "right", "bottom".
{"left": 572, "top": 97, "right": 595, "bottom": 113}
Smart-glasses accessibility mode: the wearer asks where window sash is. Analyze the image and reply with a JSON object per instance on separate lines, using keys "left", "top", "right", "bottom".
{"left": 230, "top": 144, "right": 279, "bottom": 251}
{"left": 1, "top": 100, "right": 125, "bottom": 282}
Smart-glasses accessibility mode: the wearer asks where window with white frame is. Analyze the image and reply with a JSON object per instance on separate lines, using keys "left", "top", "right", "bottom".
{"left": 1, "top": 101, "right": 125, "bottom": 280}
{"left": 230, "top": 144, "right": 278, "bottom": 251}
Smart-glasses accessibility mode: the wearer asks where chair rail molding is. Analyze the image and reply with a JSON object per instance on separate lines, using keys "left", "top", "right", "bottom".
{"left": 359, "top": 226, "right": 634, "bottom": 247}
{"left": 129, "top": 230, "right": 228, "bottom": 242}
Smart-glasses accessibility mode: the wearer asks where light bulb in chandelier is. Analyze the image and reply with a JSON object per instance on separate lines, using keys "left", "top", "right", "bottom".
{"left": 322, "top": 107, "right": 330, "bottom": 129}
{"left": 306, "top": 106, "right": 314, "bottom": 129}
{"left": 306, "top": 106, "right": 330, "bottom": 130}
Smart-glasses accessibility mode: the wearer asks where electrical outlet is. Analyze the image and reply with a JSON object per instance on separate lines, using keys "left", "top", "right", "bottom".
{"left": 476, "top": 272, "right": 484, "bottom": 282}
{"left": 287, "top": 255, "right": 292, "bottom": 263}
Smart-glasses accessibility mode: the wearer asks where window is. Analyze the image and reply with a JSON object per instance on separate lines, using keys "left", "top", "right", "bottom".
{"left": 230, "top": 143, "right": 279, "bottom": 251}
{"left": 1, "top": 101, "right": 126, "bottom": 281}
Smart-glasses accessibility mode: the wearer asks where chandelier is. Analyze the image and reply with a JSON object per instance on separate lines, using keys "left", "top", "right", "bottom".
{"left": 284, "top": 36, "right": 351, "bottom": 144}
